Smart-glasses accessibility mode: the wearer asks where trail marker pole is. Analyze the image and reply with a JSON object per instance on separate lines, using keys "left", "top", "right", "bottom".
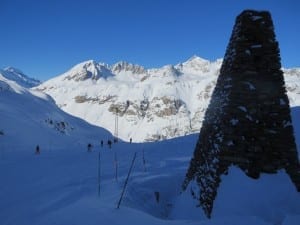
{"left": 114, "top": 152, "right": 118, "bottom": 182}
{"left": 142, "top": 149, "right": 146, "bottom": 172}
{"left": 98, "top": 151, "right": 101, "bottom": 197}
{"left": 114, "top": 109, "right": 118, "bottom": 142}
{"left": 116, "top": 152, "right": 137, "bottom": 209}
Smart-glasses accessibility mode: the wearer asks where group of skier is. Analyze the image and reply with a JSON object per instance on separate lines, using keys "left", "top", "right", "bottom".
{"left": 35, "top": 137, "right": 133, "bottom": 155}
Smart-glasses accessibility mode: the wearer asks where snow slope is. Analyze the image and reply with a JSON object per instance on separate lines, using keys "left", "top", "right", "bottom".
{"left": 0, "top": 67, "right": 41, "bottom": 88}
{"left": 0, "top": 73, "right": 111, "bottom": 151}
{"left": 0, "top": 122, "right": 299, "bottom": 225}
{"left": 36, "top": 56, "right": 300, "bottom": 142}
{"left": 1, "top": 74, "right": 299, "bottom": 225}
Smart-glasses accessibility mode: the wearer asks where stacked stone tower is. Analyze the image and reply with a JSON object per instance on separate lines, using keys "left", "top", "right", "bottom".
{"left": 183, "top": 10, "right": 300, "bottom": 218}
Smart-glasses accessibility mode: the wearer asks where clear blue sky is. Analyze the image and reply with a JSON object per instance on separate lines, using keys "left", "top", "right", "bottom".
{"left": 0, "top": 0, "right": 299, "bottom": 81}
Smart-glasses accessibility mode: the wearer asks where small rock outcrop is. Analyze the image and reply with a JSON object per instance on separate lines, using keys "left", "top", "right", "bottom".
{"left": 112, "top": 61, "right": 146, "bottom": 74}
{"left": 183, "top": 10, "right": 300, "bottom": 218}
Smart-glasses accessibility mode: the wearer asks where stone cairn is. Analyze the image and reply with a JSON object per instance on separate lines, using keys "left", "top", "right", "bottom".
{"left": 182, "top": 10, "right": 300, "bottom": 218}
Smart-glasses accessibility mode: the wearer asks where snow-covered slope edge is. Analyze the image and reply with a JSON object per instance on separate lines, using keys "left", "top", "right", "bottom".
{"left": 1, "top": 67, "right": 41, "bottom": 88}
{"left": 0, "top": 74, "right": 111, "bottom": 150}
{"left": 36, "top": 56, "right": 300, "bottom": 142}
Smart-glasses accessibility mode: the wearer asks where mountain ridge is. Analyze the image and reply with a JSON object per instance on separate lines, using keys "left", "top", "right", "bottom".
{"left": 33, "top": 56, "right": 300, "bottom": 142}
{"left": 0, "top": 67, "right": 41, "bottom": 88}
{"left": 1, "top": 57, "right": 299, "bottom": 143}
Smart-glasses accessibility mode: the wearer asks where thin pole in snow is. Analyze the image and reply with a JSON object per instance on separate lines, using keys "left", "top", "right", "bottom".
{"left": 116, "top": 152, "right": 137, "bottom": 209}
{"left": 114, "top": 152, "right": 118, "bottom": 182}
{"left": 142, "top": 149, "right": 146, "bottom": 172}
{"left": 98, "top": 151, "right": 101, "bottom": 197}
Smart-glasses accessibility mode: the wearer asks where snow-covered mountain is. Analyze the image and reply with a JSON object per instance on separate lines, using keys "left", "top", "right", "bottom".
{"left": 0, "top": 73, "right": 111, "bottom": 150}
{"left": 36, "top": 56, "right": 300, "bottom": 142}
{"left": 0, "top": 67, "right": 41, "bottom": 88}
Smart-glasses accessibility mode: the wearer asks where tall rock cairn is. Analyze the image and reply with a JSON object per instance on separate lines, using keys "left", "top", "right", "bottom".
{"left": 182, "top": 10, "right": 300, "bottom": 218}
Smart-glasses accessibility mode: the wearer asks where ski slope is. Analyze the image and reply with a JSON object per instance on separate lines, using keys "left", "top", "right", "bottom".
{"left": 0, "top": 132, "right": 299, "bottom": 225}
{"left": 0, "top": 73, "right": 111, "bottom": 151}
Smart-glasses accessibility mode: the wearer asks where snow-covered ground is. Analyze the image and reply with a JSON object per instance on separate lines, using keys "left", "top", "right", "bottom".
{"left": 0, "top": 73, "right": 299, "bottom": 225}
{"left": 0, "top": 73, "right": 111, "bottom": 151}
{"left": 0, "top": 132, "right": 299, "bottom": 225}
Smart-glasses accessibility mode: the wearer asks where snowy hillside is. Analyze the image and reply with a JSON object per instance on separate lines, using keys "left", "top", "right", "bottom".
{"left": 0, "top": 67, "right": 41, "bottom": 88}
{"left": 0, "top": 111, "right": 299, "bottom": 225}
{"left": 0, "top": 73, "right": 111, "bottom": 151}
{"left": 36, "top": 56, "right": 300, "bottom": 142}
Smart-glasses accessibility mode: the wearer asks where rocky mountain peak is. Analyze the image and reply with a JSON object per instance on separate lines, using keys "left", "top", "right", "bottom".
{"left": 283, "top": 68, "right": 300, "bottom": 77}
{"left": 155, "top": 65, "right": 181, "bottom": 77}
{"left": 4, "top": 66, "right": 24, "bottom": 74}
{"left": 63, "top": 60, "right": 113, "bottom": 81}
{"left": 112, "top": 61, "right": 146, "bottom": 74}
{"left": 186, "top": 55, "right": 210, "bottom": 64}
{"left": 176, "top": 55, "right": 220, "bottom": 75}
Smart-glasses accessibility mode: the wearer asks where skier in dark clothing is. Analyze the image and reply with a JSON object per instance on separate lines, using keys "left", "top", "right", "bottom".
{"left": 87, "top": 143, "right": 92, "bottom": 152}
{"left": 107, "top": 140, "right": 112, "bottom": 149}
{"left": 35, "top": 145, "right": 40, "bottom": 154}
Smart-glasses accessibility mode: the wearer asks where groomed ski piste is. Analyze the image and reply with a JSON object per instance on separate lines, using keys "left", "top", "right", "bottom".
{"left": 0, "top": 73, "right": 299, "bottom": 225}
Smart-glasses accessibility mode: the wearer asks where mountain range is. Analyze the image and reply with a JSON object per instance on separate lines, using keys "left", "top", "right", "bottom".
{"left": 34, "top": 56, "right": 300, "bottom": 142}
{"left": 1, "top": 56, "right": 299, "bottom": 143}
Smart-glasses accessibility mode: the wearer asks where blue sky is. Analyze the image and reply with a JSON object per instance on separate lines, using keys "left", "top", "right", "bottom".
{"left": 0, "top": 0, "right": 299, "bottom": 80}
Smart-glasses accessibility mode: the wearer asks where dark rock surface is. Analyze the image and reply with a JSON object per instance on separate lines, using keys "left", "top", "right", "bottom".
{"left": 183, "top": 10, "right": 300, "bottom": 218}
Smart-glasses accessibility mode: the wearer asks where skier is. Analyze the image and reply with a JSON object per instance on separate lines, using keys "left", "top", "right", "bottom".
{"left": 35, "top": 145, "right": 40, "bottom": 154}
{"left": 87, "top": 143, "right": 92, "bottom": 152}
{"left": 107, "top": 140, "right": 112, "bottom": 149}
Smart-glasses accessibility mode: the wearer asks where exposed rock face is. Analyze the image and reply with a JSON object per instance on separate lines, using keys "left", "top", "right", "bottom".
{"left": 112, "top": 61, "right": 146, "bottom": 74}
{"left": 183, "top": 10, "right": 300, "bottom": 218}
{"left": 64, "top": 60, "right": 113, "bottom": 81}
